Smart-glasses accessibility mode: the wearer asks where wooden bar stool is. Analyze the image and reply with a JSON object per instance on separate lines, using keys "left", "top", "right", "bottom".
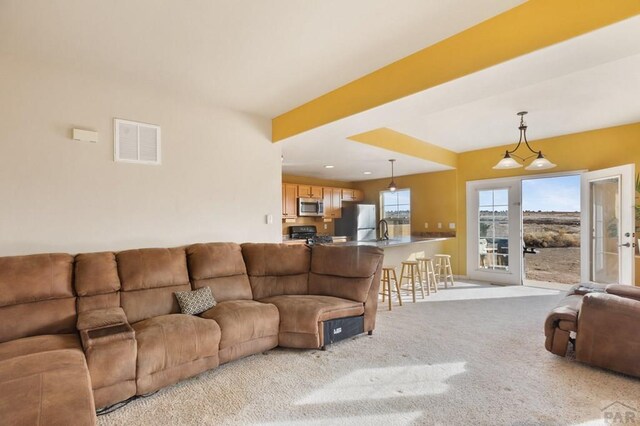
{"left": 416, "top": 257, "right": 438, "bottom": 295}
{"left": 380, "top": 267, "right": 403, "bottom": 310}
{"left": 435, "top": 254, "right": 455, "bottom": 288}
{"left": 399, "top": 261, "right": 424, "bottom": 303}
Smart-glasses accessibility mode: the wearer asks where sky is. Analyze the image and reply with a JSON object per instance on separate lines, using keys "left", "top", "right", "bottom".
{"left": 522, "top": 175, "right": 580, "bottom": 212}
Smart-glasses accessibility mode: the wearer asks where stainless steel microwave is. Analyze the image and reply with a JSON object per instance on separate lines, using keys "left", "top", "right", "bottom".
{"left": 298, "top": 197, "right": 324, "bottom": 217}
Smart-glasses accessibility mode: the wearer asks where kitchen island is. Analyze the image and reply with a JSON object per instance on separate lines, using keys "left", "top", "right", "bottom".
{"left": 333, "top": 236, "right": 455, "bottom": 269}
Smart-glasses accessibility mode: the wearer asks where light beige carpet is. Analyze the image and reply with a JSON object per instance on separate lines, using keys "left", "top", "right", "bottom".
{"left": 100, "top": 282, "right": 640, "bottom": 426}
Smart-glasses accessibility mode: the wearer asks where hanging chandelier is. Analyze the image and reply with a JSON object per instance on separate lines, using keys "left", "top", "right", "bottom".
{"left": 493, "top": 111, "right": 556, "bottom": 171}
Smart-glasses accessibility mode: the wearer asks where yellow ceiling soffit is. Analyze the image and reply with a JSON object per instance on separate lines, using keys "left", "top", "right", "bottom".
{"left": 272, "top": 0, "right": 640, "bottom": 142}
{"left": 348, "top": 128, "right": 458, "bottom": 168}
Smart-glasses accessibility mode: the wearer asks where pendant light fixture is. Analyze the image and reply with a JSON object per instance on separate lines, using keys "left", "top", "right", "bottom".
{"left": 493, "top": 111, "right": 556, "bottom": 171}
{"left": 387, "top": 159, "right": 397, "bottom": 192}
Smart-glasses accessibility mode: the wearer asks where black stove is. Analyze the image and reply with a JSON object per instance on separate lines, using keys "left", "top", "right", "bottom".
{"left": 289, "top": 226, "right": 333, "bottom": 245}
{"left": 289, "top": 225, "right": 317, "bottom": 240}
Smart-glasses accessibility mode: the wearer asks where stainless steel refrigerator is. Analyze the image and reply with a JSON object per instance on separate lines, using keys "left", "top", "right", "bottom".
{"left": 334, "top": 204, "right": 377, "bottom": 241}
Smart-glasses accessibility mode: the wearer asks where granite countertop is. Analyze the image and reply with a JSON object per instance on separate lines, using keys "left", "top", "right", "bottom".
{"left": 332, "top": 236, "right": 450, "bottom": 248}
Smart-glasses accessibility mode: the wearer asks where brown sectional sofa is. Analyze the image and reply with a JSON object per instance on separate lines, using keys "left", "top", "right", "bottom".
{"left": 545, "top": 282, "right": 640, "bottom": 378}
{"left": 0, "top": 242, "right": 383, "bottom": 425}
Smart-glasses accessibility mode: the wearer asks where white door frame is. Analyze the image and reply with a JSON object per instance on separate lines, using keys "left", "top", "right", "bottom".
{"left": 467, "top": 170, "right": 586, "bottom": 285}
{"left": 580, "top": 164, "right": 636, "bottom": 285}
{"left": 467, "top": 177, "right": 522, "bottom": 285}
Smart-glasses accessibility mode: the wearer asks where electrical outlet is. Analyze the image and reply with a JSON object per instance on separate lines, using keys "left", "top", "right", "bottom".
{"left": 324, "top": 224, "right": 328, "bottom": 230}
{"left": 449, "top": 223, "right": 456, "bottom": 229}
{"left": 437, "top": 222, "right": 442, "bottom": 229}
{"left": 424, "top": 222, "right": 429, "bottom": 229}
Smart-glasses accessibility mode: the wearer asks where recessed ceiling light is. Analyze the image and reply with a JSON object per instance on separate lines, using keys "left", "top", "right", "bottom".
{"left": 324, "top": 165, "right": 334, "bottom": 169}
{"left": 363, "top": 171, "right": 372, "bottom": 175}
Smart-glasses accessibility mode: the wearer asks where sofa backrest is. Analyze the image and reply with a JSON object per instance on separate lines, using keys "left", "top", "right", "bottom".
{"left": 74, "top": 252, "right": 121, "bottom": 313}
{"left": 186, "top": 243, "right": 253, "bottom": 302}
{"left": 0, "top": 253, "right": 76, "bottom": 343}
{"left": 308, "top": 245, "right": 383, "bottom": 303}
{"left": 117, "top": 247, "right": 191, "bottom": 324}
{"left": 241, "top": 243, "right": 310, "bottom": 300}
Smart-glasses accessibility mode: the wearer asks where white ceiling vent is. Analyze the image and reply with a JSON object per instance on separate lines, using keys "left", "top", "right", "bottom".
{"left": 114, "top": 119, "right": 161, "bottom": 165}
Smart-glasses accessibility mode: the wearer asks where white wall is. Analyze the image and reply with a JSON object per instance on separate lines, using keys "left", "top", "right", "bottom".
{"left": 0, "top": 56, "right": 282, "bottom": 256}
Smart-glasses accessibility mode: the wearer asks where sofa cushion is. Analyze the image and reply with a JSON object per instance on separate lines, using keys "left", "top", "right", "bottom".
{"left": 0, "top": 334, "right": 81, "bottom": 362}
{"left": 0, "top": 253, "right": 74, "bottom": 307}
{"left": 132, "top": 314, "right": 220, "bottom": 392}
{"left": 309, "top": 245, "right": 383, "bottom": 302}
{"left": 241, "top": 243, "right": 311, "bottom": 299}
{"left": 0, "top": 349, "right": 96, "bottom": 425}
{"left": 75, "top": 252, "right": 121, "bottom": 297}
{"left": 118, "top": 248, "right": 191, "bottom": 323}
{"left": 201, "top": 300, "right": 279, "bottom": 350}
{"left": 187, "top": 243, "right": 253, "bottom": 302}
{"left": 260, "top": 295, "right": 364, "bottom": 348}
{"left": 0, "top": 253, "right": 77, "bottom": 343}
{"left": 75, "top": 252, "right": 122, "bottom": 314}
{"left": 175, "top": 287, "right": 216, "bottom": 315}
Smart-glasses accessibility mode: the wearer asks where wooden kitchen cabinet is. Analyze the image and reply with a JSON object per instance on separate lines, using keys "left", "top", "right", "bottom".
{"left": 282, "top": 183, "right": 298, "bottom": 218}
{"left": 298, "top": 185, "right": 322, "bottom": 199}
{"left": 323, "top": 187, "right": 342, "bottom": 219}
{"left": 341, "top": 188, "right": 364, "bottom": 202}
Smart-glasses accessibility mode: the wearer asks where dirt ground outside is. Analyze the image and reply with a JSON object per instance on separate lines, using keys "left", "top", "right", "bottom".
{"left": 523, "top": 211, "right": 581, "bottom": 284}
{"left": 524, "top": 247, "right": 580, "bottom": 284}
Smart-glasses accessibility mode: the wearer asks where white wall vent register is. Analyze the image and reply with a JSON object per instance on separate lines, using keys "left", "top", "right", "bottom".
{"left": 114, "top": 119, "right": 161, "bottom": 165}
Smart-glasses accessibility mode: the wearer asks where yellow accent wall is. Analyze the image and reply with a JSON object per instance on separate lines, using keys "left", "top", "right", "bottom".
{"left": 354, "top": 122, "right": 640, "bottom": 284}
{"left": 455, "top": 122, "right": 640, "bottom": 282}
{"left": 354, "top": 170, "right": 460, "bottom": 272}
{"left": 273, "top": 1, "right": 640, "bottom": 141}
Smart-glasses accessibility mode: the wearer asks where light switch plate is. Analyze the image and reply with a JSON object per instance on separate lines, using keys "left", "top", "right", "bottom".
{"left": 449, "top": 223, "right": 456, "bottom": 229}
{"left": 437, "top": 223, "right": 442, "bottom": 229}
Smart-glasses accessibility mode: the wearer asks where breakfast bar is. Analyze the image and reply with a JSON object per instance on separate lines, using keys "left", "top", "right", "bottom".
{"left": 334, "top": 236, "right": 455, "bottom": 268}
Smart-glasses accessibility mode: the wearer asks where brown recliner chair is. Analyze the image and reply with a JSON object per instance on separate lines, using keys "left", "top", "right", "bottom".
{"left": 545, "top": 283, "right": 640, "bottom": 378}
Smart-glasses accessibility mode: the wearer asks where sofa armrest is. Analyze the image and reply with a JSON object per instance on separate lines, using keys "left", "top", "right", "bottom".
{"left": 77, "top": 307, "right": 128, "bottom": 331}
{"left": 77, "top": 307, "right": 134, "bottom": 349}
{"left": 575, "top": 293, "right": 640, "bottom": 377}
{"left": 606, "top": 284, "right": 640, "bottom": 302}
{"left": 76, "top": 307, "right": 137, "bottom": 408}
{"left": 544, "top": 294, "right": 582, "bottom": 356}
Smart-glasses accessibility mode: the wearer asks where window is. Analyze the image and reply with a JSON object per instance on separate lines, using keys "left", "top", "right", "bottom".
{"left": 114, "top": 119, "right": 161, "bottom": 165}
{"left": 380, "top": 189, "right": 411, "bottom": 238}
{"left": 478, "top": 188, "right": 509, "bottom": 271}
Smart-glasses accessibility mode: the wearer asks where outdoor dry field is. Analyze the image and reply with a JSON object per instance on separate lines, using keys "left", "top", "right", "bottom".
{"left": 523, "top": 211, "right": 580, "bottom": 284}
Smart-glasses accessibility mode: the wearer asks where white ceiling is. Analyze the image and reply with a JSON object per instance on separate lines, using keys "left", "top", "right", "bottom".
{"left": 0, "top": 0, "right": 524, "bottom": 117}
{"left": 3, "top": 1, "right": 638, "bottom": 182}
{"left": 280, "top": 16, "right": 640, "bottom": 181}
{"left": 282, "top": 138, "right": 452, "bottom": 182}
